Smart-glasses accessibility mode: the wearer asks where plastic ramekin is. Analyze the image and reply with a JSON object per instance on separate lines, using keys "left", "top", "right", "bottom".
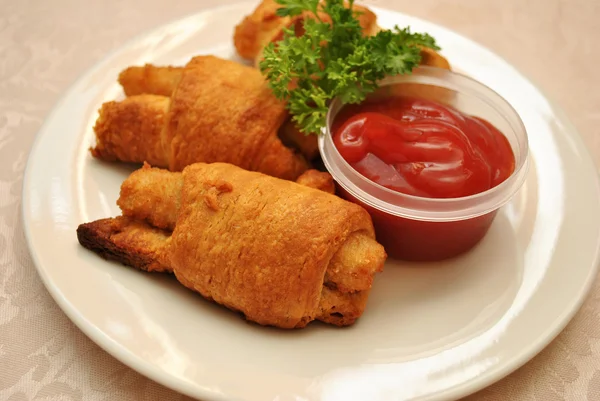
{"left": 318, "top": 66, "right": 530, "bottom": 261}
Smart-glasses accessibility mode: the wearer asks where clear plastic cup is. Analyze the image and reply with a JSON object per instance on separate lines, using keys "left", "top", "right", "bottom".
{"left": 318, "top": 66, "right": 530, "bottom": 261}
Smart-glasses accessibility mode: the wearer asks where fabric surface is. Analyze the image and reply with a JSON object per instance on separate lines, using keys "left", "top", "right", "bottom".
{"left": 1, "top": 0, "right": 599, "bottom": 399}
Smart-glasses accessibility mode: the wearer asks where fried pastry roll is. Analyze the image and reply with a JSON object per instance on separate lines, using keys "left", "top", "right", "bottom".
{"left": 116, "top": 63, "right": 321, "bottom": 161}
{"left": 234, "top": 0, "right": 379, "bottom": 63}
{"left": 92, "top": 55, "right": 308, "bottom": 180}
{"left": 77, "top": 162, "right": 387, "bottom": 328}
{"left": 234, "top": 1, "right": 450, "bottom": 71}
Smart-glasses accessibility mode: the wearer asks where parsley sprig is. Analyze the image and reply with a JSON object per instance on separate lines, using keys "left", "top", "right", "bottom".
{"left": 259, "top": 0, "right": 440, "bottom": 134}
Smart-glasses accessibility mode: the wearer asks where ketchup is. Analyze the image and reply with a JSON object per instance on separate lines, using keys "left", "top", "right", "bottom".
{"left": 332, "top": 96, "right": 516, "bottom": 261}
{"left": 333, "top": 96, "right": 515, "bottom": 199}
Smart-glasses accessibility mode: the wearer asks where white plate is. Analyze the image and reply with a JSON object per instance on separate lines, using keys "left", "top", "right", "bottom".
{"left": 22, "top": 2, "right": 600, "bottom": 401}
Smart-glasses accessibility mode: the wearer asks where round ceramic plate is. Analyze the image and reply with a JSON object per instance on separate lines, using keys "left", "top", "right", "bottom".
{"left": 22, "top": 2, "right": 600, "bottom": 401}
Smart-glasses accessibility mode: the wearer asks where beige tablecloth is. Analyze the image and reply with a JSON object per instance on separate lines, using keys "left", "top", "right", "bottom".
{"left": 1, "top": 0, "right": 599, "bottom": 399}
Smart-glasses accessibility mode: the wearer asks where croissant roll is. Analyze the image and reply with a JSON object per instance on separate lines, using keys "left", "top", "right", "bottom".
{"left": 91, "top": 55, "right": 309, "bottom": 180}
{"left": 234, "top": 0, "right": 379, "bottom": 63}
{"left": 166, "top": 57, "right": 291, "bottom": 178}
{"left": 236, "top": 1, "right": 451, "bottom": 71}
{"left": 77, "top": 162, "right": 386, "bottom": 328}
{"left": 169, "top": 163, "right": 385, "bottom": 328}
{"left": 77, "top": 218, "right": 381, "bottom": 327}
{"left": 115, "top": 63, "right": 321, "bottom": 162}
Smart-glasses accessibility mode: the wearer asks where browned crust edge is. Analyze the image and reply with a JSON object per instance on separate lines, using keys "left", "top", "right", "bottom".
{"left": 76, "top": 217, "right": 171, "bottom": 273}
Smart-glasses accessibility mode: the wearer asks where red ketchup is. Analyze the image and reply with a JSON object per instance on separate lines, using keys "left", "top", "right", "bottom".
{"left": 332, "top": 96, "right": 515, "bottom": 261}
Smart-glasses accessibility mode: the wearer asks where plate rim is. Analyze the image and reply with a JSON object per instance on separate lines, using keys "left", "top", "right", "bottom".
{"left": 21, "top": 2, "right": 600, "bottom": 400}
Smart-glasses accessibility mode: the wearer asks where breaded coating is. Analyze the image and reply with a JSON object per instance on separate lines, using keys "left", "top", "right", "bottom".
{"left": 118, "top": 65, "right": 183, "bottom": 97}
{"left": 77, "top": 162, "right": 387, "bottom": 329}
{"left": 92, "top": 94, "right": 170, "bottom": 167}
{"left": 91, "top": 55, "right": 309, "bottom": 180}
{"left": 76, "top": 216, "right": 172, "bottom": 273}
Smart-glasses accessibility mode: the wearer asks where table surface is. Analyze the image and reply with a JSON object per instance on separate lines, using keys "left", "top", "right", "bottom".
{"left": 1, "top": 0, "right": 599, "bottom": 399}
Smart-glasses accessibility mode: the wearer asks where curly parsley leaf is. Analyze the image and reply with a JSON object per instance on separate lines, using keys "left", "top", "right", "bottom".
{"left": 259, "top": 0, "right": 439, "bottom": 134}
{"left": 274, "top": 0, "right": 320, "bottom": 17}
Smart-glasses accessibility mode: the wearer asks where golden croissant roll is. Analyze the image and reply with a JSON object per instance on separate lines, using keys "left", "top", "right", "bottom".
{"left": 117, "top": 63, "right": 321, "bottom": 161}
{"left": 233, "top": 0, "right": 450, "bottom": 71}
{"left": 77, "top": 162, "right": 386, "bottom": 328}
{"left": 92, "top": 55, "right": 309, "bottom": 180}
{"left": 233, "top": 0, "right": 380, "bottom": 64}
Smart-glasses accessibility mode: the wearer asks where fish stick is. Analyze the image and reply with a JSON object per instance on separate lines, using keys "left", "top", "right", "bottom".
{"left": 77, "top": 162, "right": 387, "bottom": 328}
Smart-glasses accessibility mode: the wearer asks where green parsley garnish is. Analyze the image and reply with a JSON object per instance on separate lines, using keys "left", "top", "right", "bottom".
{"left": 259, "top": 0, "right": 440, "bottom": 135}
